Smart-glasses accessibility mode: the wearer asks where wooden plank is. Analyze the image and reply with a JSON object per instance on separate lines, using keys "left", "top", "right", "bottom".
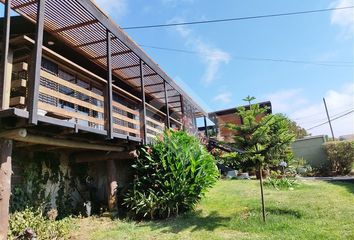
{"left": 12, "top": 62, "right": 28, "bottom": 72}
{"left": 54, "top": 19, "right": 98, "bottom": 32}
{"left": 9, "top": 96, "right": 25, "bottom": 106}
{"left": 112, "top": 123, "right": 139, "bottom": 135}
{"left": 38, "top": 102, "right": 104, "bottom": 125}
{"left": 41, "top": 70, "right": 104, "bottom": 101}
{"left": 112, "top": 112, "right": 139, "bottom": 125}
{"left": 11, "top": 79, "right": 27, "bottom": 88}
{"left": 112, "top": 100, "right": 138, "bottom": 116}
{"left": 38, "top": 85, "right": 104, "bottom": 113}
{"left": 146, "top": 125, "right": 162, "bottom": 134}
{"left": 146, "top": 116, "right": 164, "bottom": 127}
{"left": 0, "top": 128, "right": 125, "bottom": 152}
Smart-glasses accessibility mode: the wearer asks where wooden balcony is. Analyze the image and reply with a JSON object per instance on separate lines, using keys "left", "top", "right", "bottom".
{"left": 3, "top": 37, "right": 176, "bottom": 143}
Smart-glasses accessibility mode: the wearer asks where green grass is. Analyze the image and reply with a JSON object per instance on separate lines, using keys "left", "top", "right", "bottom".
{"left": 75, "top": 180, "right": 354, "bottom": 240}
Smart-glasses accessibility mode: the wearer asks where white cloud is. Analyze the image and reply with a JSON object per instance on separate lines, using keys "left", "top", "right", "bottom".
{"left": 171, "top": 18, "right": 231, "bottom": 85}
{"left": 213, "top": 92, "right": 232, "bottom": 104}
{"left": 330, "top": 0, "right": 354, "bottom": 37}
{"left": 264, "top": 83, "right": 354, "bottom": 137}
{"left": 266, "top": 88, "right": 307, "bottom": 113}
{"left": 94, "top": 0, "right": 128, "bottom": 19}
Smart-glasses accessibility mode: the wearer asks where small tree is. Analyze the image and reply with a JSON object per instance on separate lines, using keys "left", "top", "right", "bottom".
{"left": 226, "top": 97, "right": 295, "bottom": 222}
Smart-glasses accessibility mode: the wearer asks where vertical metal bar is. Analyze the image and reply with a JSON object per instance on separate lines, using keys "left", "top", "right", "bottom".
{"left": 163, "top": 80, "right": 170, "bottom": 128}
{"left": 0, "top": 0, "right": 11, "bottom": 110}
{"left": 105, "top": 30, "right": 113, "bottom": 139}
{"left": 28, "top": 0, "right": 45, "bottom": 125}
{"left": 203, "top": 115, "right": 208, "bottom": 137}
{"left": 180, "top": 95, "right": 185, "bottom": 131}
{"left": 139, "top": 59, "right": 147, "bottom": 144}
{"left": 323, "top": 98, "right": 335, "bottom": 140}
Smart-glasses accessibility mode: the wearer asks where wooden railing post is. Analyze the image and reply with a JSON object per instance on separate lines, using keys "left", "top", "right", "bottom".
{"left": 180, "top": 95, "right": 185, "bottom": 131}
{"left": 0, "top": 0, "right": 12, "bottom": 110}
{"left": 104, "top": 30, "right": 113, "bottom": 139}
{"left": 28, "top": 0, "right": 45, "bottom": 125}
{"left": 163, "top": 80, "right": 170, "bottom": 128}
{"left": 139, "top": 59, "right": 147, "bottom": 144}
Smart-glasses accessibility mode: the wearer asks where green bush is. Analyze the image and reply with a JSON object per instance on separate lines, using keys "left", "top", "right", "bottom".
{"left": 8, "top": 207, "right": 72, "bottom": 240}
{"left": 323, "top": 140, "right": 354, "bottom": 175}
{"left": 123, "top": 130, "right": 218, "bottom": 220}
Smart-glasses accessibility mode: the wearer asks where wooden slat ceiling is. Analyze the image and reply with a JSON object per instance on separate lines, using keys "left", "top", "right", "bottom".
{"left": 2, "top": 0, "right": 206, "bottom": 117}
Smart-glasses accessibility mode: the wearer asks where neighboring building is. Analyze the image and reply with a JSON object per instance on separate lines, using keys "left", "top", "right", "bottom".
{"left": 0, "top": 0, "right": 209, "bottom": 225}
{"left": 339, "top": 134, "right": 354, "bottom": 141}
{"left": 199, "top": 101, "right": 272, "bottom": 142}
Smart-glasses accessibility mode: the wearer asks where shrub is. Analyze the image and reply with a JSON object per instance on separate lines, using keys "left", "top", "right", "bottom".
{"left": 8, "top": 207, "right": 72, "bottom": 240}
{"left": 323, "top": 140, "right": 354, "bottom": 175}
{"left": 123, "top": 130, "right": 218, "bottom": 220}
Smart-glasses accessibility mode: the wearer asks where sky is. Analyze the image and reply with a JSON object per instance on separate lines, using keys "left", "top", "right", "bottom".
{"left": 2, "top": 0, "right": 354, "bottom": 137}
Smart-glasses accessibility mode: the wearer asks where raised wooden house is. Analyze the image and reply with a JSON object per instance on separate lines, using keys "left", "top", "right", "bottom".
{"left": 0, "top": 0, "right": 209, "bottom": 235}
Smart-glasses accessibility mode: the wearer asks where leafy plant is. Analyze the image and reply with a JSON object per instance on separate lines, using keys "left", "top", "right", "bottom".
{"left": 264, "top": 171, "right": 299, "bottom": 190}
{"left": 323, "top": 140, "right": 354, "bottom": 175}
{"left": 123, "top": 130, "right": 218, "bottom": 220}
{"left": 8, "top": 207, "right": 73, "bottom": 240}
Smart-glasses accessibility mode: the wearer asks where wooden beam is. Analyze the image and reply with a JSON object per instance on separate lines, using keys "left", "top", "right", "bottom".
{"left": 136, "top": 82, "right": 163, "bottom": 88}
{"left": 0, "top": 0, "right": 11, "bottom": 110}
{"left": 0, "top": 139, "right": 12, "bottom": 240}
{"left": 105, "top": 30, "right": 113, "bottom": 139}
{"left": 163, "top": 80, "right": 170, "bottom": 128}
{"left": 74, "top": 37, "right": 117, "bottom": 48}
{"left": 107, "top": 159, "right": 118, "bottom": 212}
{"left": 75, "top": 150, "right": 137, "bottom": 163}
{"left": 113, "top": 63, "right": 140, "bottom": 71}
{"left": 91, "top": 50, "right": 132, "bottom": 60}
{"left": 124, "top": 72, "right": 157, "bottom": 81}
{"left": 13, "top": 0, "right": 36, "bottom": 9}
{"left": 54, "top": 19, "right": 98, "bottom": 32}
{"left": 0, "top": 129, "right": 125, "bottom": 152}
{"left": 27, "top": 0, "right": 45, "bottom": 125}
{"left": 140, "top": 60, "right": 147, "bottom": 144}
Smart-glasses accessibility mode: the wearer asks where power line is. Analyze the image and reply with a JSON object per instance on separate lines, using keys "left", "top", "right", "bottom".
{"left": 293, "top": 105, "right": 354, "bottom": 121}
{"left": 139, "top": 44, "right": 354, "bottom": 67}
{"left": 306, "top": 109, "right": 354, "bottom": 130}
{"left": 122, "top": 6, "right": 354, "bottom": 30}
{"left": 297, "top": 107, "right": 354, "bottom": 124}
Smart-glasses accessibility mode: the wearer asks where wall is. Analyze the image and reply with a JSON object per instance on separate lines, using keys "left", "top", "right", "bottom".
{"left": 11, "top": 149, "right": 134, "bottom": 216}
{"left": 291, "top": 135, "right": 329, "bottom": 168}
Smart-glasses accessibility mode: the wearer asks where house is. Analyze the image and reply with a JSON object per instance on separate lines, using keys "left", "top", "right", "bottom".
{"left": 199, "top": 101, "right": 272, "bottom": 142}
{"left": 0, "top": 0, "right": 209, "bottom": 235}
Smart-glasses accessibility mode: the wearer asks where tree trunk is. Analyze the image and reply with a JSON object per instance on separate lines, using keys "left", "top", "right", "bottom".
{"left": 259, "top": 165, "right": 266, "bottom": 222}
{"left": 0, "top": 139, "right": 13, "bottom": 240}
{"left": 106, "top": 159, "right": 118, "bottom": 213}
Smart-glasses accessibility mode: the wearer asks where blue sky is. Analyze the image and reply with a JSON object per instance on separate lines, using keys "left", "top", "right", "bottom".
{"left": 2, "top": 0, "right": 353, "bottom": 136}
{"left": 94, "top": 0, "right": 354, "bottom": 136}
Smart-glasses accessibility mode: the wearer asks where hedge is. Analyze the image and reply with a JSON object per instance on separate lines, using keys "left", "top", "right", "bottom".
{"left": 323, "top": 140, "right": 354, "bottom": 175}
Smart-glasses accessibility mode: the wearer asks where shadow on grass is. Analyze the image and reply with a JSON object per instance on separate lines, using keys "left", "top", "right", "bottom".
{"left": 266, "top": 207, "right": 303, "bottom": 219}
{"left": 143, "top": 210, "right": 230, "bottom": 233}
{"left": 327, "top": 180, "right": 354, "bottom": 195}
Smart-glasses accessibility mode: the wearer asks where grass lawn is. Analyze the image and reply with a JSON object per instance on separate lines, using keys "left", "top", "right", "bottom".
{"left": 70, "top": 180, "right": 354, "bottom": 240}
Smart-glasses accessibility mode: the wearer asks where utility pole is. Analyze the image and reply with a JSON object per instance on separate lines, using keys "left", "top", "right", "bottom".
{"left": 323, "top": 98, "right": 335, "bottom": 140}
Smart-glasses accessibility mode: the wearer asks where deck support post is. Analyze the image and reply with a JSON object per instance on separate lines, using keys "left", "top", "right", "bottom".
{"left": 0, "top": 139, "right": 13, "bottom": 240}
{"left": 163, "top": 80, "right": 170, "bottom": 129}
{"left": 28, "top": 0, "right": 45, "bottom": 125}
{"left": 180, "top": 95, "right": 185, "bottom": 131}
{"left": 105, "top": 30, "right": 113, "bottom": 139}
{"left": 139, "top": 59, "right": 147, "bottom": 144}
{"left": 0, "top": 0, "right": 12, "bottom": 110}
{"left": 203, "top": 116, "right": 208, "bottom": 137}
{"left": 106, "top": 159, "right": 118, "bottom": 213}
